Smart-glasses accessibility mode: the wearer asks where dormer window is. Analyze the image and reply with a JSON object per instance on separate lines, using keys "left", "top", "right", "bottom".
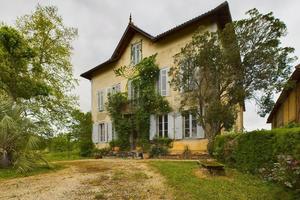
{"left": 131, "top": 41, "right": 142, "bottom": 65}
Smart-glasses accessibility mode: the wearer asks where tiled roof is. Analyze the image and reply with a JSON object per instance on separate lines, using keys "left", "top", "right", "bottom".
{"left": 81, "top": 1, "right": 231, "bottom": 80}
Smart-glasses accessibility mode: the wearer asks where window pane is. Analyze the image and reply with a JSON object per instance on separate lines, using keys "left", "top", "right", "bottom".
{"left": 184, "top": 114, "right": 190, "bottom": 138}
{"left": 159, "top": 115, "right": 163, "bottom": 137}
{"left": 162, "top": 71, "right": 166, "bottom": 91}
{"left": 164, "top": 115, "right": 168, "bottom": 137}
{"left": 131, "top": 43, "right": 142, "bottom": 65}
{"left": 192, "top": 114, "right": 197, "bottom": 137}
{"left": 137, "top": 44, "right": 141, "bottom": 63}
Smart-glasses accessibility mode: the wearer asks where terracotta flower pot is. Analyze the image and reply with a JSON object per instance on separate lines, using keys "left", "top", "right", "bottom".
{"left": 143, "top": 153, "right": 150, "bottom": 159}
{"left": 113, "top": 147, "right": 120, "bottom": 152}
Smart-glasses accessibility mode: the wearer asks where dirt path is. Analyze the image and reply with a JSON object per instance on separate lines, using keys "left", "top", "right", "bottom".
{"left": 0, "top": 159, "right": 173, "bottom": 200}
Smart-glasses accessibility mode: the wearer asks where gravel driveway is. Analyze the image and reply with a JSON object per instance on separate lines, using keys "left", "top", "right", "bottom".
{"left": 0, "top": 159, "right": 173, "bottom": 200}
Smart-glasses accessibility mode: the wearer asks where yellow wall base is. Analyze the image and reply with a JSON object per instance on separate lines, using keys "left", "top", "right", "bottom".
{"left": 95, "top": 139, "right": 208, "bottom": 155}
{"left": 169, "top": 139, "right": 208, "bottom": 154}
{"left": 95, "top": 143, "right": 110, "bottom": 149}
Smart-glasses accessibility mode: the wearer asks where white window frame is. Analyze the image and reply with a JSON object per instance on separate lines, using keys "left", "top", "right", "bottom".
{"left": 183, "top": 112, "right": 197, "bottom": 138}
{"left": 97, "top": 90, "right": 105, "bottom": 112}
{"left": 128, "top": 80, "right": 138, "bottom": 100}
{"left": 156, "top": 114, "right": 168, "bottom": 138}
{"left": 98, "top": 123, "right": 106, "bottom": 142}
{"left": 108, "top": 83, "right": 121, "bottom": 96}
{"left": 158, "top": 68, "right": 169, "bottom": 96}
{"left": 131, "top": 41, "right": 142, "bottom": 65}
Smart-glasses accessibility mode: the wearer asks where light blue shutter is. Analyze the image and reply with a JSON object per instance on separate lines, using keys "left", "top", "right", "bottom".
{"left": 98, "top": 90, "right": 104, "bottom": 111}
{"left": 166, "top": 68, "right": 170, "bottom": 96}
{"left": 167, "top": 112, "right": 174, "bottom": 139}
{"left": 197, "top": 124, "right": 205, "bottom": 138}
{"left": 137, "top": 45, "right": 139, "bottom": 64}
{"left": 161, "top": 69, "right": 167, "bottom": 96}
{"left": 158, "top": 73, "right": 161, "bottom": 94}
{"left": 149, "top": 115, "right": 156, "bottom": 140}
{"left": 174, "top": 113, "right": 183, "bottom": 139}
{"left": 97, "top": 91, "right": 100, "bottom": 111}
{"left": 131, "top": 44, "right": 134, "bottom": 65}
{"left": 107, "top": 122, "right": 112, "bottom": 142}
{"left": 92, "top": 123, "right": 98, "bottom": 143}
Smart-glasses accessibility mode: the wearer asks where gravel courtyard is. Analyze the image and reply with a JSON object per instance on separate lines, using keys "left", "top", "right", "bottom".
{"left": 0, "top": 159, "right": 174, "bottom": 200}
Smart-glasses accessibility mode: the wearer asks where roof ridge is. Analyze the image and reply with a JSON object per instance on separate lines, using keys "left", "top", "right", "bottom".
{"left": 155, "top": 1, "right": 230, "bottom": 40}
{"left": 81, "top": 1, "right": 231, "bottom": 79}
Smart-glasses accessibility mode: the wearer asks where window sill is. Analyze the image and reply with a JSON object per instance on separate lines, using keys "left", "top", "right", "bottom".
{"left": 96, "top": 141, "right": 107, "bottom": 144}
{"left": 178, "top": 137, "right": 206, "bottom": 141}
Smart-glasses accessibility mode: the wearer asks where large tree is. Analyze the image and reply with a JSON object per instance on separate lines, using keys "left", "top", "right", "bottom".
{"left": 16, "top": 5, "right": 78, "bottom": 136}
{"left": 170, "top": 9, "right": 296, "bottom": 149}
{"left": 0, "top": 5, "right": 78, "bottom": 171}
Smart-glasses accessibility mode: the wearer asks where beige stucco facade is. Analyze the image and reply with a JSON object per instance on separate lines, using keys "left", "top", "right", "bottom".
{"left": 82, "top": 3, "right": 244, "bottom": 153}
{"left": 91, "top": 22, "right": 219, "bottom": 122}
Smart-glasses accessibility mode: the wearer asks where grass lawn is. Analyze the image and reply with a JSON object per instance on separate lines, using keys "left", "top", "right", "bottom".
{"left": 150, "top": 161, "right": 296, "bottom": 200}
{"left": 0, "top": 164, "right": 63, "bottom": 180}
{"left": 0, "top": 151, "right": 87, "bottom": 181}
{"left": 43, "top": 151, "right": 86, "bottom": 161}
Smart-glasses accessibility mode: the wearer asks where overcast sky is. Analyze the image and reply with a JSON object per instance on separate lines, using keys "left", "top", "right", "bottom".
{"left": 1, "top": 0, "right": 299, "bottom": 131}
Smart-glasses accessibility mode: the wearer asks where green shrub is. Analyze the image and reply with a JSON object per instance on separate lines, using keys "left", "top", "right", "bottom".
{"left": 49, "top": 134, "right": 78, "bottom": 152}
{"left": 149, "top": 136, "right": 173, "bottom": 158}
{"left": 213, "top": 127, "right": 300, "bottom": 189}
{"left": 93, "top": 147, "right": 111, "bottom": 158}
{"left": 79, "top": 140, "right": 94, "bottom": 157}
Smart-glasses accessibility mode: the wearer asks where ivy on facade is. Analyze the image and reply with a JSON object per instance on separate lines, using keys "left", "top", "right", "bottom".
{"left": 106, "top": 54, "right": 171, "bottom": 150}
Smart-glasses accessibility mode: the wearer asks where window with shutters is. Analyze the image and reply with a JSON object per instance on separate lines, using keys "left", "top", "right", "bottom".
{"left": 157, "top": 114, "right": 168, "bottom": 137}
{"left": 97, "top": 90, "right": 105, "bottom": 111}
{"left": 128, "top": 80, "right": 138, "bottom": 100}
{"left": 131, "top": 41, "right": 142, "bottom": 65}
{"left": 98, "top": 123, "right": 106, "bottom": 142}
{"left": 180, "top": 62, "right": 198, "bottom": 92}
{"left": 158, "top": 68, "right": 168, "bottom": 96}
{"left": 183, "top": 112, "right": 197, "bottom": 138}
{"left": 108, "top": 83, "right": 121, "bottom": 96}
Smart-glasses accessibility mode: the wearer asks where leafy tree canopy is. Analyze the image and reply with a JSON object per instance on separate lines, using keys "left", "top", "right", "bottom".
{"left": 232, "top": 8, "right": 296, "bottom": 116}
{"left": 170, "top": 8, "right": 296, "bottom": 148}
{"left": 0, "top": 26, "right": 50, "bottom": 100}
{"left": 15, "top": 5, "right": 79, "bottom": 136}
{"left": 0, "top": 5, "right": 78, "bottom": 171}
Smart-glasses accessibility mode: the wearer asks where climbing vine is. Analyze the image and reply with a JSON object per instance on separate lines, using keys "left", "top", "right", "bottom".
{"left": 106, "top": 54, "right": 171, "bottom": 150}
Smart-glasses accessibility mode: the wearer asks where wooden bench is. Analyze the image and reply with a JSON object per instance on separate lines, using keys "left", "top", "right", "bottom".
{"left": 197, "top": 160, "right": 225, "bottom": 175}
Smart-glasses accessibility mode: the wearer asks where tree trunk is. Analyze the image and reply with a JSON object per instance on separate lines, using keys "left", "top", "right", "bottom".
{"left": 0, "top": 151, "right": 11, "bottom": 168}
{"left": 206, "top": 123, "right": 221, "bottom": 155}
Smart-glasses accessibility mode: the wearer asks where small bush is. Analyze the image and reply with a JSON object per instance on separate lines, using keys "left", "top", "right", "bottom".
{"left": 213, "top": 127, "right": 300, "bottom": 189}
{"left": 149, "top": 136, "right": 173, "bottom": 158}
{"left": 149, "top": 146, "right": 169, "bottom": 158}
{"left": 93, "top": 147, "right": 111, "bottom": 159}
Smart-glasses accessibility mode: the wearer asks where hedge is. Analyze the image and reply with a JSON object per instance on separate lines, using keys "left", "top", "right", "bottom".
{"left": 213, "top": 128, "right": 300, "bottom": 189}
